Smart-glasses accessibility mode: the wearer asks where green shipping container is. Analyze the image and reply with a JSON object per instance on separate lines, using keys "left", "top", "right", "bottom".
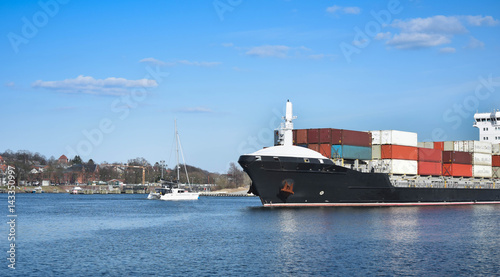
{"left": 331, "top": 145, "right": 372, "bottom": 160}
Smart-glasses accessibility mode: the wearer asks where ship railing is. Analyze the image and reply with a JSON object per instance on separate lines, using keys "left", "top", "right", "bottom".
{"left": 389, "top": 175, "right": 499, "bottom": 189}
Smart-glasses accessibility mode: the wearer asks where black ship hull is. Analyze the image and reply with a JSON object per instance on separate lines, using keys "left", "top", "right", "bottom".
{"left": 238, "top": 155, "right": 500, "bottom": 207}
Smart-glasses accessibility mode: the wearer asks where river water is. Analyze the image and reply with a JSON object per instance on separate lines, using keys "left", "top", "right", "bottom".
{"left": 1, "top": 193, "right": 500, "bottom": 276}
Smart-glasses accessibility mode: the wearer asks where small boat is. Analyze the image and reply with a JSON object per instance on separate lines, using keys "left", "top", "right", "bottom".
{"left": 160, "top": 187, "right": 199, "bottom": 200}
{"left": 148, "top": 179, "right": 171, "bottom": 199}
{"left": 32, "top": 186, "right": 44, "bottom": 193}
{"left": 70, "top": 186, "right": 83, "bottom": 194}
{"left": 159, "top": 120, "right": 199, "bottom": 201}
{"left": 147, "top": 191, "right": 161, "bottom": 200}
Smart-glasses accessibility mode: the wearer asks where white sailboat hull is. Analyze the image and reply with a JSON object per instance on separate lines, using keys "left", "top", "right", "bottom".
{"left": 160, "top": 192, "right": 199, "bottom": 201}
{"left": 147, "top": 192, "right": 161, "bottom": 200}
{"left": 159, "top": 188, "right": 199, "bottom": 201}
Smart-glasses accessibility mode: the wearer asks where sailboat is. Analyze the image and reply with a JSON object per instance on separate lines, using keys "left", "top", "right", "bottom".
{"left": 152, "top": 120, "right": 199, "bottom": 201}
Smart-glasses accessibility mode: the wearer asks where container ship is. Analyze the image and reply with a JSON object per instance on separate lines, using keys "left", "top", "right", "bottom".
{"left": 238, "top": 101, "right": 500, "bottom": 207}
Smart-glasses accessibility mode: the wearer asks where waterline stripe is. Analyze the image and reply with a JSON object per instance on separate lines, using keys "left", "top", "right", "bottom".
{"left": 264, "top": 201, "right": 500, "bottom": 207}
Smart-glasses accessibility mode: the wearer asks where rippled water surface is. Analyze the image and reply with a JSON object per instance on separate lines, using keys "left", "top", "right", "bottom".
{"left": 1, "top": 194, "right": 500, "bottom": 276}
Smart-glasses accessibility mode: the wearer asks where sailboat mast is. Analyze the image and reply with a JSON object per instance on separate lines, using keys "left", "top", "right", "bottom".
{"left": 175, "top": 119, "right": 180, "bottom": 183}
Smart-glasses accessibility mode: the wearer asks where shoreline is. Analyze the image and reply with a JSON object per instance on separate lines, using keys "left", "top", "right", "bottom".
{"left": 0, "top": 185, "right": 250, "bottom": 194}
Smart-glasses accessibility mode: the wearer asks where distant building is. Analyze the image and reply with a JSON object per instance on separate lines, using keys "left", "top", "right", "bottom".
{"left": 108, "top": 179, "right": 124, "bottom": 186}
{"left": 58, "top": 155, "right": 69, "bottom": 165}
{"left": 31, "top": 165, "right": 46, "bottom": 173}
{"left": 64, "top": 164, "right": 100, "bottom": 184}
{"left": 0, "top": 164, "right": 8, "bottom": 186}
{"left": 473, "top": 111, "right": 500, "bottom": 142}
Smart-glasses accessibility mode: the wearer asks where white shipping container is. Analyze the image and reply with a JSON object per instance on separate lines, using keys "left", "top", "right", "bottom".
{"left": 493, "top": 167, "right": 500, "bottom": 178}
{"left": 380, "top": 159, "right": 418, "bottom": 175}
{"left": 417, "top": 142, "right": 434, "bottom": 149}
{"left": 444, "top": 141, "right": 492, "bottom": 153}
{"left": 465, "top": 141, "right": 491, "bottom": 154}
{"left": 472, "top": 165, "right": 492, "bottom": 178}
{"left": 380, "top": 130, "right": 418, "bottom": 147}
{"left": 370, "top": 130, "right": 381, "bottom": 145}
{"left": 472, "top": 153, "right": 492, "bottom": 165}
{"left": 372, "top": 145, "right": 381, "bottom": 160}
{"left": 443, "top": 141, "right": 454, "bottom": 151}
{"left": 454, "top": 141, "right": 465, "bottom": 152}
{"left": 492, "top": 144, "right": 500, "bottom": 155}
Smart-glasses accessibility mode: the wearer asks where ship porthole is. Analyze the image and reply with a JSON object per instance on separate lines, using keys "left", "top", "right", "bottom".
{"left": 319, "top": 191, "right": 324, "bottom": 195}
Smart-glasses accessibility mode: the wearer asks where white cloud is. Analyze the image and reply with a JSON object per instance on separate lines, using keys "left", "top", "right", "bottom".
{"left": 238, "top": 44, "right": 327, "bottom": 60}
{"left": 245, "top": 45, "right": 319, "bottom": 59}
{"left": 343, "top": 7, "right": 361, "bottom": 15}
{"left": 383, "top": 15, "right": 498, "bottom": 50}
{"left": 177, "top": 106, "right": 213, "bottom": 113}
{"left": 5, "top": 82, "right": 15, "bottom": 87}
{"left": 326, "top": 5, "right": 361, "bottom": 15}
{"left": 391, "top": 15, "right": 467, "bottom": 34}
{"left": 139, "top": 57, "right": 169, "bottom": 66}
{"left": 221, "top": 42, "right": 234, "bottom": 47}
{"left": 177, "top": 60, "right": 221, "bottom": 67}
{"left": 246, "top": 45, "right": 290, "bottom": 58}
{"left": 308, "top": 54, "right": 325, "bottom": 60}
{"left": 353, "top": 39, "right": 369, "bottom": 47}
{"left": 463, "top": 15, "right": 499, "bottom": 26}
{"left": 387, "top": 33, "right": 451, "bottom": 49}
{"left": 326, "top": 5, "right": 341, "bottom": 13}
{"left": 465, "top": 36, "right": 485, "bottom": 49}
{"left": 439, "top": 47, "right": 456, "bottom": 54}
{"left": 140, "top": 58, "right": 221, "bottom": 67}
{"left": 32, "top": 75, "right": 158, "bottom": 95}
{"left": 374, "top": 32, "right": 392, "bottom": 40}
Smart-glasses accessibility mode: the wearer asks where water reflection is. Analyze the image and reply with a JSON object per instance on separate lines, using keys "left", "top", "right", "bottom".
{"left": 9, "top": 194, "right": 500, "bottom": 276}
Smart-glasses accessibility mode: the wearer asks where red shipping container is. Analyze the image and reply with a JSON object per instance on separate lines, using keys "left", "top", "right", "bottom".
{"left": 381, "top": 145, "right": 418, "bottom": 160}
{"left": 296, "top": 129, "right": 308, "bottom": 144}
{"left": 434, "top": 142, "right": 444, "bottom": 151}
{"left": 442, "top": 163, "right": 472, "bottom": 177}
{"left": 418, "top": 161, "right": 442, "bottom": 175}
{"left": 341, "top": 130, "right": 372, "bottom": 147}
{"left": 319, "top": 143, "right": 331, "bottom": 158}
{"left": 442, "top": 151, "right": 472, "bottom": 164}
{"left": 330, "top": 129, "right": 342, "bottom": 145}
{"left": 308, "top": 129, "right": 320, "bottom": 144}
{"left": 418, "top": 148, "right": 442, "bottom": 162}
{"left": 293, "top": 130, "right": 297, "bottom": 144}
{"left": 319, "top": 129, "right": 332, "bottom": 143}
{"left": 308, "top": 144, "right": 320, "bottom": 153}
{"left": 493, "top": 155, "right": 500, "bottom": 167}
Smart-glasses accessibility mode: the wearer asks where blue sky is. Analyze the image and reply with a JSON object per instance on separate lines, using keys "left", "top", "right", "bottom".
{"left": 2, "top": 0, "right": 500, "bottom": 172}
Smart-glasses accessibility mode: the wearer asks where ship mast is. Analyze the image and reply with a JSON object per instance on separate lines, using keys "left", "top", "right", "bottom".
{"left": 282, "top": 100, "right": 296, "bottom": 146}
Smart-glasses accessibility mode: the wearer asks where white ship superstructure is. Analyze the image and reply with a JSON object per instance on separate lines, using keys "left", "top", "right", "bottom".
{"left": 474, "top": 111, "right": 500, "bottom": 142}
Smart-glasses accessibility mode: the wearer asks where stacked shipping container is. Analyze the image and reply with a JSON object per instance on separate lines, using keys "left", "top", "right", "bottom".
{"left": 442, "top": 151, "right": 472, "bottom": 177}
{"left": 418, "top": 148, "right": 442, "bottom": 175}
{"left": 291, "top": 128, "right": 500, "bottom": 179}
{"left": 371, "top": 130, "right": 419, "bottom": 175}
{"left": 491, "top": 143, "right": 500, "bottom": 178}
{"left": 439, "top": 140, "right": 492, "bottom": 177}
{"left": 292, "top": 128, "right": 372, "bottom": 160}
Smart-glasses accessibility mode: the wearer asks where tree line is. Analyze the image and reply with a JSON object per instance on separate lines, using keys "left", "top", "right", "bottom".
{"left": 0, "top": 149, "right": 248, "bottom": 189}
